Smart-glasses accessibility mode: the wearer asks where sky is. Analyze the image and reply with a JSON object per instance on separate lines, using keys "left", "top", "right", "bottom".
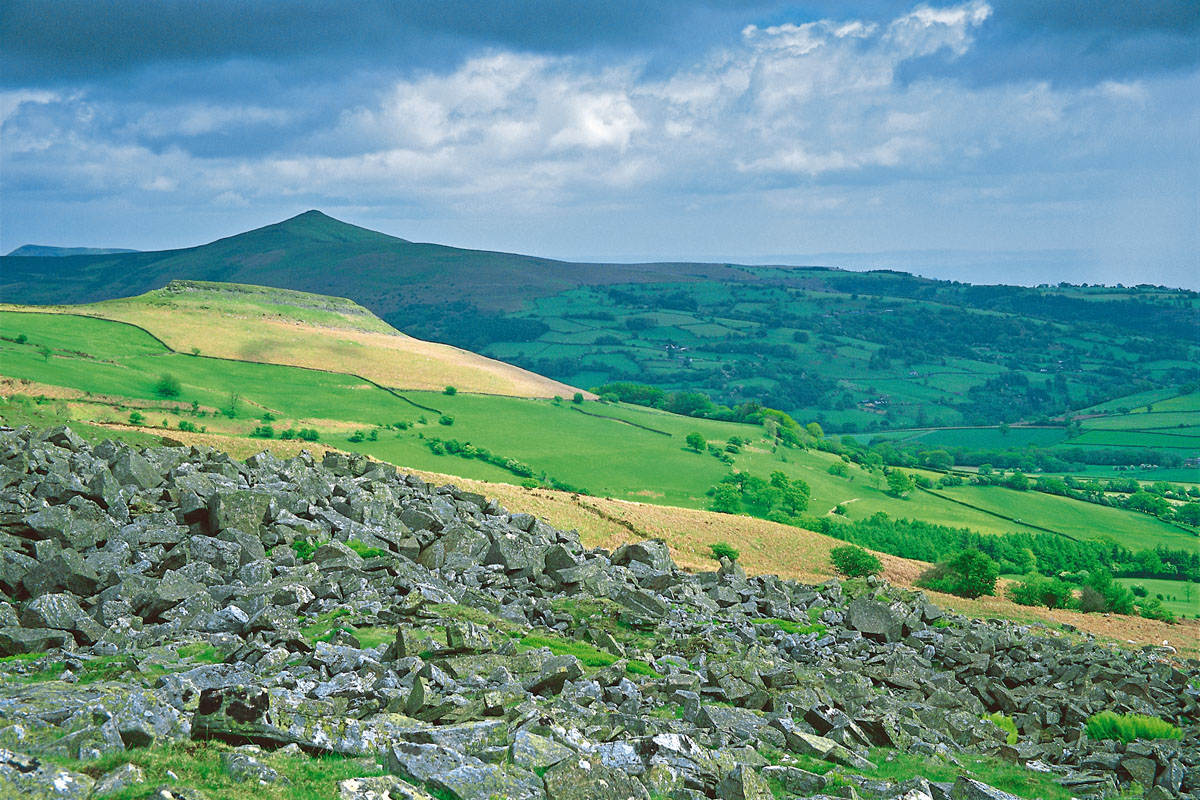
{"left": 2, "top": 1, "right": 1197, "bottom": 288}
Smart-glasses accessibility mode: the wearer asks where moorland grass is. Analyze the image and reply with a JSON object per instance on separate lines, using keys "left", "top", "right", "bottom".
{"left": 1085, "top": 712, "right": 1183, "bottom": 744}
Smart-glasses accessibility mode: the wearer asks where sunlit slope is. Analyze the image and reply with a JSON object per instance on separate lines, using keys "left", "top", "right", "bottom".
{"left": 1, "top": 394, "right": 1194, "bottom": 656}
{"left": 0, "top": 281, "right": 584, "bottom": 398}
{"left": 1, "top": 307, "right": 1192, "bottom": 560}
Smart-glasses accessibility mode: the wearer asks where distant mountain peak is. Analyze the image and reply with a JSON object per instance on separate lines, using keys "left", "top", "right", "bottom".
{"left": 6, "top": 245, "right": 139, "bottom": 257}
{"left": 252, "top": 209, "right": 409, "bottom": 245}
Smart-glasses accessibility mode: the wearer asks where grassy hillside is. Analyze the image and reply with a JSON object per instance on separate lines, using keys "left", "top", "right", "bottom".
{"left": 1, "top": 393, "right": 1193, "bottom": 655}
{"left": 2, "top": 306, "right": 1195, "bottom": 568}
{"left": 5, "top": 211, "right": 1193, "bottom": 441}
{"left": 0, "top": 210, "right": 740, "bottom": 311}
{"left": 0, "top": 281, "right": 583, "bottom": 398}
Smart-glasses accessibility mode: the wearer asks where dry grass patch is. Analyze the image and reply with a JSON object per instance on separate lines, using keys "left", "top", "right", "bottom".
{"left": 1, "top": 297, "right": 584, "bottom": 399}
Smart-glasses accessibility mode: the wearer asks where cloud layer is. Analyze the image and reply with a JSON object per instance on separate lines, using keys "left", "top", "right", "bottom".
{"left": 1, "top": 1, "right": 1196, "bottom": 287}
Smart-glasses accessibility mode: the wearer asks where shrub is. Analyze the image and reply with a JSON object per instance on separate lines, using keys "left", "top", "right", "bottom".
{"left": 154, "top": 374, "right": 182, "bottom": 398}
{"left": 443, "top": 386, "right": 457, "bottom": 395}
{"left": 1130, "top": 584, "right": 1148, "bottom": 597}
{"left": 291, "top": 540, "right": 319, "bottom": 562}
{"left": 983, "top": 712, "right": 1018, "bottom": 745}
{"left": 250, "top": 425, "right": 274, "bottom": 439}
{"left": 886, "top": 470, "right": 913, "bottom": 497}
{"left": 1006, "top": 574, "right": 1074, "bottom": 609}
{"left": 572, "top": 392, "right": 584, "bottom": 404}
{"left": 1085, "top": 712, "right": 1182, "bottom": 744}
{"left": 15, "top": 334, "right": 28, "bottom": 344}
{"left": 827, "top": 463, "right": 849, "bottom": 478}
{"left": 348, "top": 431, "right": 365, "bottom": 443}
{"left": 128, "top": 411, "right": 145, "bottom": 425}
{"left": 177, "top": 420, "right": 197, "bottom": 433}
{"left": 298, "top": 428, "right": 319, "bottom": 442}
{"left": 830, "top": 545, "right": 882, "bottom": 578}
{"left": 709, "top": 483, "right": 742, "bottom": 514}
{"left": 438, "top": 415, "right": 455, "bottom": 426}
{"left": 345, "top": 540, "right": 389, "bottom": 559}
{"left": 916, "top": 548, "right": 998, "bottom": 599}
{"left": 709, "top": 542, "right": 740, "bottom": 562}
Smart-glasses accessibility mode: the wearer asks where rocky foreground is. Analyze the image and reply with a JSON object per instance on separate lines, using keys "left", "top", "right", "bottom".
{"left": 0, "top": 426, "right": 1196, "bottom": 800}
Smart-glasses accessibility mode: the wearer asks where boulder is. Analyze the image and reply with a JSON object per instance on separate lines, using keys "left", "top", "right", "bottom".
{"left": 847, "top": 596, "right": 904, "bottom": 642}
{"left": 543, "top": 754, "right": 650, "bottom": 800}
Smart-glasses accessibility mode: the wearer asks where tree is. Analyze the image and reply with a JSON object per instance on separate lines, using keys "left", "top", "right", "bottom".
{"left": 924, "top": 449, "right": 954, "bottom": 470}
{"left": 709, "top": 542, "right": 740, "bottom": 562}
{"left": 917, "top": 548, "right": 998, "bottom": 598}
{"left": 1176, "top": 502, "right": 1200, "bottom": 526}
{"left": 443, "top": 385, "right": 457, "bottom": 395}
{"left": 128, "top": 411, "right": 145, "bottom": 425}
{"left": 710, "top": 483, "right": 742, "bottom": 514}
{"left": 572, "top": 392, "right": 584, "bottom": 404}
{"left": 805, "top": 422, "right": 824, "bottom": 439}
{"left": 886, "top": 470, "right": 914, "bottom": 498}
{"left": 830, "top": 545, "right": 882, "bottom": 578}
{"left": 154, "top": 374, "right": 182, "bottom": 398}
{"left": 685, "top": 432, "right": 706, "bottom": 452}
{"left": 38, "top": 345, "right": 52, "bottom": 362}
{"left": 1005, "top": 471, "right": 1029, "bottom": 491}
{"left": 781, "top": 482, "right": 810, "bottom": 514}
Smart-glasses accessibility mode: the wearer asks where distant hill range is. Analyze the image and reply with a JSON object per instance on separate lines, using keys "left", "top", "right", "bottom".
{"left": 6, "top": 245, "right": 139, "bottom": 257}
{"left": 4, "top": 210, "right": 1195, "bottom": 431}
{"left": 0, "top": 210, "right": 748, "bottom": 312}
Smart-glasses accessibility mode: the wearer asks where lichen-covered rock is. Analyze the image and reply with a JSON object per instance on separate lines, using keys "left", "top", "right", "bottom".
{"left": 0, "top": 748, "right": 94, "bottom": 799}
{"left": 0, "top": 428, "right": 1194, "bottom": 800}
{"left": 543, "top": 753, "right": 650, "bottom": 800}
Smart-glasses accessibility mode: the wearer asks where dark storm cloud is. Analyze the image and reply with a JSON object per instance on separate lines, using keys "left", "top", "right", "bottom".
{"left": 0, "top": 0, "right": 771, "bottom": 84}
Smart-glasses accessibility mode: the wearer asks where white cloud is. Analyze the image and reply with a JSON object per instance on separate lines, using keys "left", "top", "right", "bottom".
{"left": 1, "top": 0, "right": 1190, "bottom": 247}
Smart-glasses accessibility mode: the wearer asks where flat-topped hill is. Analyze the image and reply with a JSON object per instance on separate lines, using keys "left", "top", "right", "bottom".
{"left": 0, "top": 280, "right": 585, "bottom": 399}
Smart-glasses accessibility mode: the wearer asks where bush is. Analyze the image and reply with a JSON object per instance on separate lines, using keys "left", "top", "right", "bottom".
{"left": 128, "top": 411, "right": 145, "bottom": 425}
{"left": 1006, "top": 574, "right": 1074, "bottom": 609}
{"left": 438, "top": 415, "right": 455, "bottom": 426}
{"left": 291, "top": 540, "right": 319, "bottom": 562}
{"left": 250, "top": 425, "right": 274, "bottom": 439}
{"left": 830, "top": 545, "right": 882, "bottom": 578}
{"left": 983, "top": 712, "right": 1018, "bottom": 745}
{"left": 1085, "top": 712, "right": 1182, "bottom": 744}
{"left": 177, "top": 420, "right": 197, "bottom": 433}
{"left": 1130, "top": 584, "right": 1148, "bottom": 597}
{"left": 345, "top": 540, "right": 389, "bottom": 559}
{"left": 709, "top": 542, "right": 740, "bottom": 562}
{"left": 916, "top": 548, "right": 998, "bottom": 599}
{"left": 154, "top": 374, "right": 182, "bottom": 398}
{"left": 443, "top": 386, "right": 457, "bottom": 395}
{"left": 572, "top": 392, "right": 584, "bottom": 404}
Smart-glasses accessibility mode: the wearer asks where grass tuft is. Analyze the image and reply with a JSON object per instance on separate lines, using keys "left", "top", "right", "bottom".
{"left": 1085, "top": 712, "right": 1182, "bottom": 744}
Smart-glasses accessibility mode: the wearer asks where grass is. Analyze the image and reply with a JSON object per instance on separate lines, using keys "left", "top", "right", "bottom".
{"left": 42, "top": 740, "right": 385, "bottom": 800}
{"left": 1085, "top": 712, "right": 1183, "bottom": 744}
{"left": 4, "top": 306, "right": 1187, "bottom": 556}
{"left": 861, "top": 749, "right": 1076, "bottom": 800}
{"left": 751, "top": 618, "right": 827, "bottom": 636}
{"left": 1114, "top": 577, "right": 1200, "bottom": 618}
{"left": 982, "top": 712, "right": 1018, "bottom": 745}
{"left": 517, "top": 632, "right": 661, "bottom": 678}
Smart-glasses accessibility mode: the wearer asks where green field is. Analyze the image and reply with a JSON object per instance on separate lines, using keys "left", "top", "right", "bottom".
{"left": 1113, "top": 578, "right": 1200, "bottom": 618}
{"left": 4, "top": 307, "right": 1197, "bottom": 564}
{"left": 935, "top": 485, "right": 1199, "bottom": 554}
